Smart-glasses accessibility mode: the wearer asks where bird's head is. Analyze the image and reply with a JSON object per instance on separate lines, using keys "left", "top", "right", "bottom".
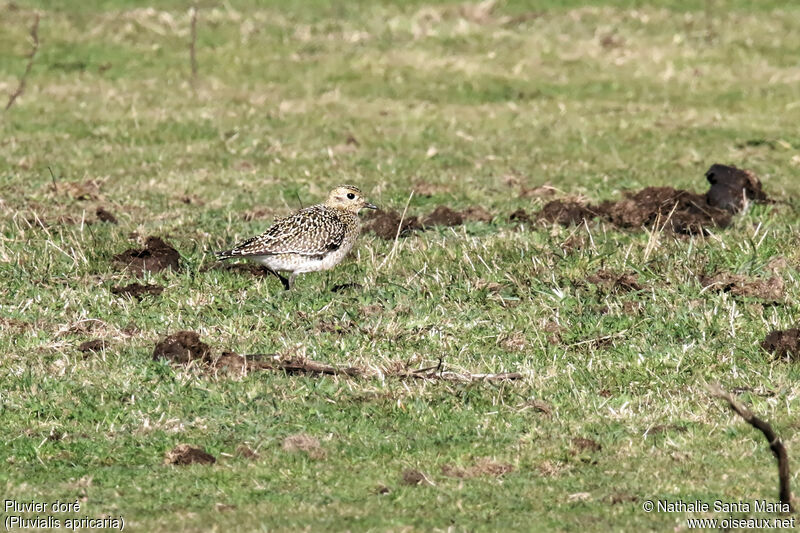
{"left": 325, "top": 185, "right": 377, "bottom": 213}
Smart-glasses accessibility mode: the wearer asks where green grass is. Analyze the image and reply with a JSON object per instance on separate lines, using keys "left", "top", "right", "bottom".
{"left": 2, "top": 0, "right": 800, "bottom": 531}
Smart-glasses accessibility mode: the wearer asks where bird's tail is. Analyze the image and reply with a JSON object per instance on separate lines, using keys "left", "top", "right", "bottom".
{"left": 213, "top": 249, "right": 235, "bottom": 261}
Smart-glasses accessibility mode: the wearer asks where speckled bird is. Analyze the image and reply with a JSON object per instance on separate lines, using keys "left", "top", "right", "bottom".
{"left": 215, "top": 185, "right": 377, "bottom": 290}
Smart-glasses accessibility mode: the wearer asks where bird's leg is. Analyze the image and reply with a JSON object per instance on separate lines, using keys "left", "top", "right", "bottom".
{"left": 287, "top": 273, "right": 297, "bottom": 290}
{"left": 267, "top": 269, "right": 291, "bottom": 290}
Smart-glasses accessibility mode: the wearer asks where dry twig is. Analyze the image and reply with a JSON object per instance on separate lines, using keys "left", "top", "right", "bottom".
{"left": 5, "top": 14, "right": 40, "bottom": 112}
{"left": 239, "top": 353, "right": 522, "bottom": 382}
{"left": 709, "top": 383, "right": 792, "bottom": 512}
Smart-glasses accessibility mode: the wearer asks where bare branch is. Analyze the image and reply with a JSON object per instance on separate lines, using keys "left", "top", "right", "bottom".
{"left": 5, "top": 13, "right": 40, "bottom": 112}
{"left": 229, "top": 353, "right": 522, "bottom": 382}
{"left": 709, "top": 383, "right": 793, "bottom": 513}
{"left": 189, "top": 7, "right": 198, "bottom": 81}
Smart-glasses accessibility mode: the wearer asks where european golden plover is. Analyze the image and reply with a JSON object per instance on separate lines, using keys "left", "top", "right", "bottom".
{"left": 215, "top": 185, "right": 377, "bottom": 290}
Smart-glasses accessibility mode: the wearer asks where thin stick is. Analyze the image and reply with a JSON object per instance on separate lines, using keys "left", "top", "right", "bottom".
{"left": 377, "top": 191, "right": 414, "bottom": 271}
{"left": 237, "top": 354, "right": 522, "bottom": 382}
{"left": 5, "top": 14, "right": 40, "bottom": 112}
{"left": 189, "top": 7, "right": 198, "bottom": 81}
{"left": 709, "top": 383, "right": 792, "bottom": 512}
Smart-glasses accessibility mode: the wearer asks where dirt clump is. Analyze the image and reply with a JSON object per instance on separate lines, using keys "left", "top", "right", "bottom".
{"left": 705, "top": 164, "right": 766, "bottom": 212}
{"left": 422, "top": 205, "right": 464, "bottom": 227}
{"left": 77, "top": 339, "right": 108, "bottom": 353}
{"left": 95, "top": 206, "right": 118, "bottom": 224}
{"left": 700, "top": 273, "right": 783, "bottom": 302}
{"left": 364, "top": 210, "right": 422, "bottom": 239}
{"left": 761, "top": 328, "right": 800, "bottom": 361}
{"left": 533, "top": 164, "right": 766, "bottom": 233}
{"left": 282, "top": 433, "right": 326, "bottom": 459}
{"left": 400, "top": 469, "right": 432, "bottom": 486}
{"left": 540, "top": 200, "right": 601, "bottom": 225}
{"left": 602, "top": 187, "right": 731, "bottom": 234}
{"left": 153, "top": 331, "right": 212, "bottom": 364}
{"left": 113, "top": 236, "right": 180, "bottom": 275}
{"left": 110, "top": 282, "right": 164, "bottom": 300}
{"left": 164, "top": 444, "right": 216, "bottom": 466}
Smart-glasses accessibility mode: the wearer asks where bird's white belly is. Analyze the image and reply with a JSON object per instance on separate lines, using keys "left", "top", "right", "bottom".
{"left": 250, "top": 241, "right": 354, "bottom": 274}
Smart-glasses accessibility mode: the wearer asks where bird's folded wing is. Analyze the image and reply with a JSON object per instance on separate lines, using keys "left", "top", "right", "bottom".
{"left": 229, "top": 209, "right": 346, "bottom": 257}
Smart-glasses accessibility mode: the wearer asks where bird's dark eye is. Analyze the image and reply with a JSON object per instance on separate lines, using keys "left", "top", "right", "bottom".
{"left": 347, "top": 193, "right": 355, "bottom": 199}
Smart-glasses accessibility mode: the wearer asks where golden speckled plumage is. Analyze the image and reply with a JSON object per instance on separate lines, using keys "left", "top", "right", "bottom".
{"left": 215, "top": 186, "right": 376, "bottom": 289}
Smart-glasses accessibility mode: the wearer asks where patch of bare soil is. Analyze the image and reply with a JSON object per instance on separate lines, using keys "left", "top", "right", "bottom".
{"left": 705, "top": 163, "right": 766, "bottom": 212}
{"left": 585, "top": 270, "right": 642, "bottom": 293}
{"left": 164, "top": 444, "right": 216, "bottom": 465}
{"left": 701, "top": 273, "right": 784, "bottom": 302}
{"left": 441, "top": 457, "right": 514, "bottom": 479}
{"left": 152, "top": 331, "right": 212, "bottom": 364}
{"left": 422, "top": 206, "right": 464, "bottom": 227}
{"left": 110, "top": 283, "right": 164, "bottom": 300}
{"left": 282, "top": 433, "right": 326, "bottom": 459}
{"left": 77, "top": 339, "right": 107, "bottom": 353}
{"left": 400, "top": 469, "right": 432, "bottom": 486}
{"left": 761, "top": 328, "right": 800, "bottom": 361}
{"left": 113, "top": 236, "right": 180, "bottom": 275}
{"left": 364, "top": 210, "right": 422, "bottom": 239}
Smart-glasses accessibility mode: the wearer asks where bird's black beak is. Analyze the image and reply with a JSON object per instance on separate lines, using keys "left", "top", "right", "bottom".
{"left": 364, "top": 203, "right": 378, "bottom": 210}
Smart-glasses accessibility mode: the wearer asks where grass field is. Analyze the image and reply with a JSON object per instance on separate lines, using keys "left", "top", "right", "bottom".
{"left": 2, "top": 0, "right": 800, "bottom": 531}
